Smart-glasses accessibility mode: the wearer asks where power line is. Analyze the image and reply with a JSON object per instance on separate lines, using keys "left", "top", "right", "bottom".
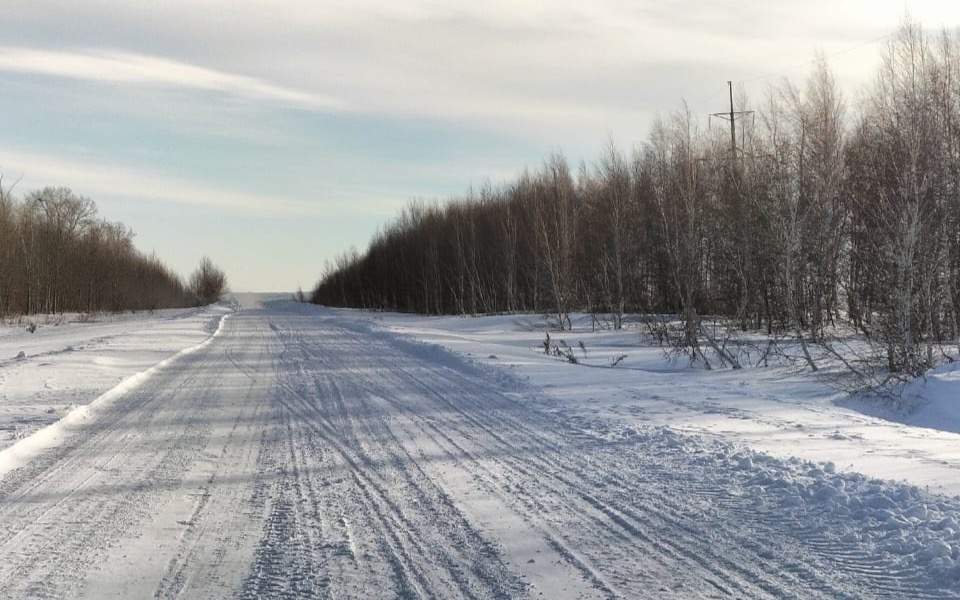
{"left": 700, "top": 29, "right": 895, "bottom": 109}
{"left": 736, "top": 31, "right": 894, "bottom": 86}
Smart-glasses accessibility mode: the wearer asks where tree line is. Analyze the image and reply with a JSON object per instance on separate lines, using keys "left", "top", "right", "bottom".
{"left": 0, "top": 184, "right": 228, "bottom": 316}
{"left": 312, "top": 22, "right": 960, "bottom": 378}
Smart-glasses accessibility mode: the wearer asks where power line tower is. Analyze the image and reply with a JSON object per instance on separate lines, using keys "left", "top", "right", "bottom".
{"left": 710, "top": 81, "right": 754, "bottom": 165}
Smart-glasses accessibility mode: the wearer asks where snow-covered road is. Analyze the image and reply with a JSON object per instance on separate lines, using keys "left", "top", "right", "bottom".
{"left": 0, "top": 303, "right": 957, "bottom": 598}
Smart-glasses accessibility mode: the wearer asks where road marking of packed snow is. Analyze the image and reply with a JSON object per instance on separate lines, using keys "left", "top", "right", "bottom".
{"left": 0, "top": 312, "right": 231, "bottom": 480}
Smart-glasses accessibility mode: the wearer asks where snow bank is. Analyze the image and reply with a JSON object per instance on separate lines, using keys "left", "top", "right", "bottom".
{"left": 636, "top": 426, "right": 960, "bottom": 593}
{"left": 0, "top": 304, "right": 230, "bottom": 450}
{"left": 318, "top": 306, "right": 960, "bottom": 496}
{"left": 0, "top": 312, "right": 230, "bottom": 479}
{"left": 905, "top": 361, "right": 960, "bottom": 434}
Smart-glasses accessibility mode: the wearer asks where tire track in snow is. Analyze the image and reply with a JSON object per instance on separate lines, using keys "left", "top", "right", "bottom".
{"left": 149, "top": 322, "right": 274, "bottom": 599}
{"left": 320, "top": 332, "right": 800, "bottom": 597}
{"left": 273, "top": 320, "right": 783, "bottom": 597}
{"left": 0, "top": 353, "right": 218, "bottom": 598}
{"left": 295, "top": 314, "right": 953, "bottom": 599}
{"left": 243, "top": 324, "right": 525, "bottom": 599}
{"left": 0, "top": 305, "right": 955, "bottom": 599}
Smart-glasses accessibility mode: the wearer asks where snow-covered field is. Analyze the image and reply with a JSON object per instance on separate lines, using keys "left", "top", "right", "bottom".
{"left": 0, "top": 305, "right": 230, "bottom": 451}
{"left": 0, "top": 300, "right": 957, "bottom": 598}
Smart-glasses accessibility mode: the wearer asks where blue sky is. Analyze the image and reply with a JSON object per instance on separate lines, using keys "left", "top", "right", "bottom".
{"left": 2, "top": 1, "right": 959, "bottom": 291}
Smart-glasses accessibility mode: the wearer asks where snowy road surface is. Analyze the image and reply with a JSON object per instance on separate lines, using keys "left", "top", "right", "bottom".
{"left": 0, "top": 303, "right": 958, "bottom": 598}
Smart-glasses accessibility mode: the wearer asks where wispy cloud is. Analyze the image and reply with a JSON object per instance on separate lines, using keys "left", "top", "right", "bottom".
{"left": 0, "top": 148, "right": 402, "bottom": 217}
{"left": 0, "top": 47, "right": 343, "bottom": 111}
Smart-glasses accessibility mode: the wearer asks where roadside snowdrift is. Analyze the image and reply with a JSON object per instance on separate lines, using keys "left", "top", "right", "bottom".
{"left": 905, "top": 362, "right": 960, "bottom": 434}
{"left": 324, "top": 309, "right": 960, "bottom": 497}
{"left": 0, "top": 305, "right": 230, "bottom": 452}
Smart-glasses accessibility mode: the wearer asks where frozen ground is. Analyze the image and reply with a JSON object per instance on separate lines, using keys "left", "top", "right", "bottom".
{"left": 0, "top": 301, "right": 957, "bottom": 598}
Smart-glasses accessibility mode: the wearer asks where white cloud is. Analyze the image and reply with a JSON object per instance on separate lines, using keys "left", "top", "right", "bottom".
{"left": 0, "top": 47, "right": 343, "bottom": 111}
{"left": 0, "top": 148, "right": 402, "bottom": 217}
{"left": 5, "top": 1, "right": 960, "bottom": 134}
{"left": 7, "top": 1, "right": 959, "bottom": 140}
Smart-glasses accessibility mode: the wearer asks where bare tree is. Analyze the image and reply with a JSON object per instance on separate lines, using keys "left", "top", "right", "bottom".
{"left": 0, "top": 184, "right": 193, "bottom": 317}
{"left": 311, "top": 17, "right": 960, "bottom": 391}
{"left": 189, "top": 256, "right": 228, "bottom": 306}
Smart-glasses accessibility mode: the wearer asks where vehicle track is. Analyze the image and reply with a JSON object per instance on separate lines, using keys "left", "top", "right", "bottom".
{"left": 0, "top": 305, "right": 956, "bottom": 599}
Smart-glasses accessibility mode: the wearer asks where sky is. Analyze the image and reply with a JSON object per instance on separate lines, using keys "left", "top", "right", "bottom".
{"left": 2, "top": 1, "right": 960, "bottom": 292}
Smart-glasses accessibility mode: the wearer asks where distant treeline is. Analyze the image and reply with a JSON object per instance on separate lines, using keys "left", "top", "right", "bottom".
{"left": 0, "top": 185, "right": 227, "bottom": 316}
{"left": 312, "top": 23, "right": 960, "bottom": 376}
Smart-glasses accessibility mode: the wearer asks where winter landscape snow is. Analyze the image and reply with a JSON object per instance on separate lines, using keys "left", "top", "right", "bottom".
{"left": 369, "top": 310, "right": 960, "bottom": 497}
{"left": 5, "top": 2, "right": 960, "bottom": 599}
{"left": 0, "top": 306, "right": 229, "bottom": 453}
{"left": 0, "top": 297, "right": 957, "bottom": 598}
